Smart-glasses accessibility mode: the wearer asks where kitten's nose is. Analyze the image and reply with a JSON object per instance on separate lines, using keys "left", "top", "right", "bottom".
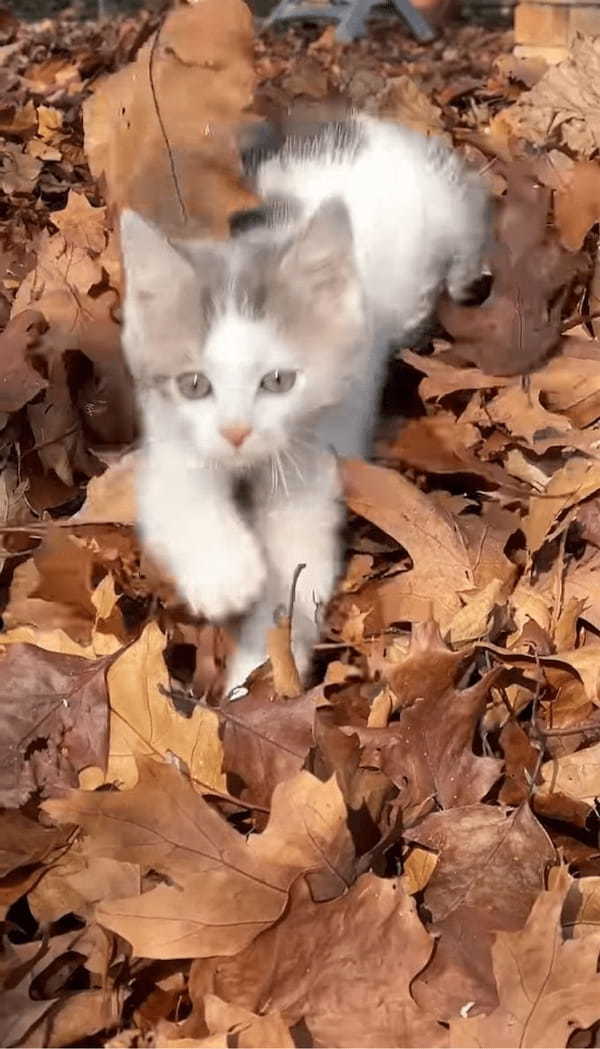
{"left": 220, "top": 424, "right": 252, "bottom": 449}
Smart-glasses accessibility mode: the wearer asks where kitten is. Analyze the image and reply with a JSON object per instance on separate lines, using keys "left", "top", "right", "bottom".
{"left": 119, "top": 114, "right": 490, "bottom": 696}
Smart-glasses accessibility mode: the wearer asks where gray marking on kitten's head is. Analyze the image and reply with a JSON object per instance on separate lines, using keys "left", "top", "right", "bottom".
{"left": 120, "top": 197, "right": 364, "bottom": 395}
{"left": 240, "top": 118, "right": 367, "bottom": 185}
{"left": 120, "top": 198, "right": 366, "bottom": 465}
{"left": 229, "top": 194, "right": 303, "bottom": 238}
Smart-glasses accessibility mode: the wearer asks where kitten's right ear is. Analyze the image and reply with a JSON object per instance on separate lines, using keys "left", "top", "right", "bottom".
{"left": 119, "top": 209, "right": 193, "bottom": 300}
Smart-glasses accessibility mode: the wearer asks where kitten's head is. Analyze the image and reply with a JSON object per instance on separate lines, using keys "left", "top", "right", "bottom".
{"left": 119, "top": 199, "right": 367, "bottom": 468}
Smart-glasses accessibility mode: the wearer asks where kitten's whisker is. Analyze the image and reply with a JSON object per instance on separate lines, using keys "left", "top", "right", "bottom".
{"left": 282, "top": 447, "right": 305, "bottom": 485}
{"left": 275, "top": 452, "right": 289, "bottom": 498}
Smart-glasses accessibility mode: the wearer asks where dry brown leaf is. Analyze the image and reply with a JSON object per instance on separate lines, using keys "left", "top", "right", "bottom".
{"left": 72, "top": 450, "right": 138, "bottom": 526}
{"left": 203, "top": 995, "right": 294, "bottom": 1048}
{"left": 499, "top": 720, "right": 541, "bottom": 806}
{"left": 342, "top": 459, "right": 472, "bottom": 631}
{"left": 378, "top": 76, "right": 449, "bottom": 140}
{"left": 563, "top": 875, "right": 600, "bottom": 938}
{"left": 535, "top": 339, "right": 600, "bottom": 428}
{"left": 409, "top": 803, "right": 555, "bottom": 1018}
{"left": 0, "top": 925, "right": 122, "bottom": 1049}
{"left": 0, "top": 810, "right": 69, "bottom": 878}
{"left": 189, "top": 874, "right": 448, "bottom": 1049}
{"left": 49, "top": 190, "right": 107, "bottom": 253}
{"left": 0, "top": 642, "right": 113, "bottom": 807}
{"left": 537, "top": 740, "right": 600, "bottom": 826}
{"left": 401, "top": 845, "right": 439, "bottom": 895}
{"left": 83, "top": 0, "right": 257, "bottom": 237}
{"left": 0, "top": 142, "right": 42, "bottom": 194}
{"left": 450, "top": 865, "right": 600, "bottom": 1047}
{"left": 219, "top": 685, "right": 326, "bottom": 808}
{"left": 439, "top": 171, "right": 583, "bottom": 375}
{"left": 267, "top": 609, "right": 302, "bottom": 698}
{"left": 3, "top": 531, "right": 122, "bottom": 646}
{"left": 44, "top": 762, "right": 354, "bottom": 958}
{"left": 500, "top": 35, "right": 600, "bottom": 158}
{"left": 401, "top": 347, "right": 512, "bottom": 400}
{"left": 524, "top": 457, "right": 600, "bottom": 555}
{"left": 0, "top": 309, "right": 47, "bottom": 411}
{"left": 105, "top": 621, "right": 225, "bottom": 791}
{"left": 385, "top": 619, "right": 473, "bottom": 708}
{"left": 364, "top": 669, "right": 503, "bottom": 815}
{"left": 554, "top": 161, "right": 600, "bottom": 251}
{"left": 28, "top": 845, "right": 140, "bottom": 924}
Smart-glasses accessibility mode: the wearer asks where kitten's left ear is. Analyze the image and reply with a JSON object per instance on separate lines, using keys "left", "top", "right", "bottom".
{"left": 280, "top": 197, "right": 356, "bottom": 297}
{"left": 120, "top": 209, "right": 194, "bottom": 301}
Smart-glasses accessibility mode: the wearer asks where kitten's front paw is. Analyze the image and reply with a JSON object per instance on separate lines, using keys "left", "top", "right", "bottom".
{"left": 184, "top": 533, "right": 267, "bottom": 621}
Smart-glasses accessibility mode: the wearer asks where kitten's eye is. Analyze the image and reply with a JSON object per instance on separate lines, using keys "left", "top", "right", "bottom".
{"left": 176, "top": 372, "right": 211, "bottom": 399}
{"left": 260, "top": 369, "right": 296, "bottom": 394}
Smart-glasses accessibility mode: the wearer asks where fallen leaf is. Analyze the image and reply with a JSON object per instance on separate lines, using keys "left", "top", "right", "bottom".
{"left": 367, "top": 669, "right": 503, "bottom": 815}
{"left": 219, "top": 685, "right": 326, "bottom": 808}
{"left": 537, "top": 740, "right": 600, "bottom": 826}
{"left": 439, "top": 170, "right": 583, "bottom": 375}
{"left": 409, "top": 803, "right": 555, "bottom": 1018}
{"left": 554, "top": 160, "right": 600, "bottom": 251}
{"left": 44, "top": 762, "right": 354, "bottom": 958}
{"left": 450, "top": 865, "right": 600, "bottom": 1047}
{"left": 342, "top": 459, "right": 473, "bottom": 631}
{"left": 203, "top": 995, "right": 294, "bottom": 1048}
{"left": 189, "top": 874, "right": 448, "bottom": 1049}
{"left": 0, "top": 309, "right": 47, "bottom": 411}
{"left": 379, "top": 75, "right": 449, "bottom": 139}
{"left": 500, "top": 35, "right": 600, "bottom": 158}
{"left": 0, "top": 643, "right": 113, "bottom": 807}
{"left": 50, "top": 190, "right": 107, "bottom": 253}
{"left": 72, "top": 450, "right": 138, "bottom": 525}
{"left": 524, "top": 457, "right": 600, "bottom": 555}
{"left": 105, "top": 621, "right": 226, "bottom": 791}
{"left": 83, "top": 0, "right": 257, "bottom": 237}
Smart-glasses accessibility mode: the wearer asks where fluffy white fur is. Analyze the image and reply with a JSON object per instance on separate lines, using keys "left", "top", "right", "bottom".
{"left": 120, "top": 114, "right": 489, "bottom": 695}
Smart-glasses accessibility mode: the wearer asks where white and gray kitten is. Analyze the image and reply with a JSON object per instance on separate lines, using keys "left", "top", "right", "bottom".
{"left": 119, "top": 114, "right": 490, "bottom": 695}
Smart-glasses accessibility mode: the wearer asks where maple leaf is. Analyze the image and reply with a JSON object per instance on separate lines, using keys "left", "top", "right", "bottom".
{"left": 451, "top": 866, "right": 600, "bottom": 1047}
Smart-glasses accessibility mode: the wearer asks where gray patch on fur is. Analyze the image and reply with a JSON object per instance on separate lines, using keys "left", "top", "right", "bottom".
{"left": 230, "top": 195, "right": 303, "bottom": 237}
{"left": 241, "top": 119, "right": 366, "bottom": 184}
{"left": 277, "top": 119, "right": 367, "bottom": 169}
{"left": 232, "top": 240, "right": 281, "bottom": 320}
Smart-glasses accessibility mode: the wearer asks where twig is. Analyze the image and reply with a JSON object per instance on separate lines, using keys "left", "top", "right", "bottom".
{"left": 148, "top": 15, "right": 187, "bottom": 224}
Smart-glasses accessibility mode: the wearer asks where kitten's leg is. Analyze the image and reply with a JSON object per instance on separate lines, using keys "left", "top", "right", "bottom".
{"left": 137, "top": 442, "right": 266, "bottom": 621}
{"left": 225, "top": 450, "right": 343, "bottom": 694}
{"left": 445, "top": 188, "right": 491, "bottom": 304}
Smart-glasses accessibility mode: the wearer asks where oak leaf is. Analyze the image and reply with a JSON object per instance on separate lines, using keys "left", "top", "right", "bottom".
{"left": 408, "top": 803, "right": 555, "bottom": 1018}
{"left": 43, "top": 761, "right": 354, "bottom": 958}
{"left": 0, "top": 643, "right": 113, "bottom": 807}
{"left": 450, "top": 866, "right": 600, "bottom": 1047}
{"left": 342, "top": 459, "right": 473, "bottom": 631}
{"left": 189, "top": 874, "right": 448, "bottom": 1049}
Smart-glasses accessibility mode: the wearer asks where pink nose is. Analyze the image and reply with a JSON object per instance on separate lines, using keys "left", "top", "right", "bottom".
{"left": 220, "top": 424, "right": 252, "bottom": 449}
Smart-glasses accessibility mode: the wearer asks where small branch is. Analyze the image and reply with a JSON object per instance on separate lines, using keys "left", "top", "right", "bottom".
{"left": 148, "top": 15, "right": 187, "bottom": 224}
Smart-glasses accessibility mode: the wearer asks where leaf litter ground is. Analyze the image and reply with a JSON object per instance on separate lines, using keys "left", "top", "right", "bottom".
{"left": 4, "top": 2, "right": 600, "bottom": 1046}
